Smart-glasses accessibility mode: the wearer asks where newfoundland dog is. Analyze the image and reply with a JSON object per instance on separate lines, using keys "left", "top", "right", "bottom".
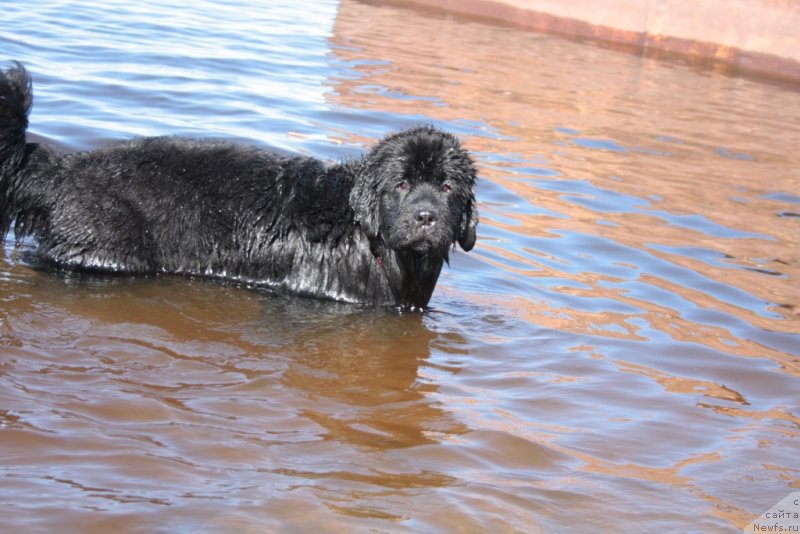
{"left": 0, "top": 62, "right": 478, "bottom": 310}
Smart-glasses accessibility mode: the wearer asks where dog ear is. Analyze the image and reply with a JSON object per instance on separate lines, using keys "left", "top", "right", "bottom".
{"left": 457, "top": 196, "right": 478, "bottom": 251}
{"left": 349, "top": 168, "right": 380, "bottom": 240}
{"left": 452, "top": 150, "right": 478, "bottom": 252}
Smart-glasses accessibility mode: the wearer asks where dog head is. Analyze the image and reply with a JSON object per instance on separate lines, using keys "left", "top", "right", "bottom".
{"left": 350, "top": 126, "right": 478, "bottom": 257}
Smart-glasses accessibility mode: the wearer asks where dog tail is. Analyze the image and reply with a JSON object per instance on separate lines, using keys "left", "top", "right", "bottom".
{"left": 0, "top": 61, "right": 33, "bottom": 235}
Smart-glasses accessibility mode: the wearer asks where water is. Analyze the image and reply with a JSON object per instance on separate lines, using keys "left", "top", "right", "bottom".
{"left": 2, "top": 1, "right": 799, "bottom": 532}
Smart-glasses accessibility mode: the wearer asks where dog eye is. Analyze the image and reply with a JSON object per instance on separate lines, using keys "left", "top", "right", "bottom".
{"left": 441, "top": 184, "right": 452, "bottom": 193}
{"left": 396, "top": 181, "right": 409, "bottom": 191}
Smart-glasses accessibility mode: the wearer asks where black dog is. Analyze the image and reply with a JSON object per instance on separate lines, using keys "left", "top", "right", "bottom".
{"left": 0, "top": 62, "right": 478, "bottom": 310}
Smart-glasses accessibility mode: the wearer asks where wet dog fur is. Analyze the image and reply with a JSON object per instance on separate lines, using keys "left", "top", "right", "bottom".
{"left": 0, "top": 62, "right": 478, "bottom": 310}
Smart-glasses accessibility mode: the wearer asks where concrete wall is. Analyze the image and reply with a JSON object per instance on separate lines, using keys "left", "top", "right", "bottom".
{"left": 394, "top": 0, "right": 800, "bottom": 82}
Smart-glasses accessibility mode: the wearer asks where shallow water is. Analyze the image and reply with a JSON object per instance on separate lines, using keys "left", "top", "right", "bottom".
{"left": 2, "top": 1, "right": 799, "bottom": 532}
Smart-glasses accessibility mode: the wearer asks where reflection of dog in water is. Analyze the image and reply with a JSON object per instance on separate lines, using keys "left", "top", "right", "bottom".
{"left": 0, "top": 62, "right": 478, "bottom": 310}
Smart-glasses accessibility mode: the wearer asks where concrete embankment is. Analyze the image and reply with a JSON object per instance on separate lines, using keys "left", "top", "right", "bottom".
{"left": 395, "top": 0, "right": 800, "bottom": 82}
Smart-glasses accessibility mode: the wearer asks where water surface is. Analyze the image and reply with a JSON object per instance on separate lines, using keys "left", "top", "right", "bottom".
{"left": 1, "top": 0, "right": 799, "bottom": 532}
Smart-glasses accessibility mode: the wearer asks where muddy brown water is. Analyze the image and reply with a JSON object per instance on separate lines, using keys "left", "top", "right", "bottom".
{"left": 1, "top": 0, "right": 799, "bottom": 532}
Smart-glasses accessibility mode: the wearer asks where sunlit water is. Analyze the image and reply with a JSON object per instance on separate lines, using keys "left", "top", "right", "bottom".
{"left": 2, "top": 1, "right": 799, "bottom": 532}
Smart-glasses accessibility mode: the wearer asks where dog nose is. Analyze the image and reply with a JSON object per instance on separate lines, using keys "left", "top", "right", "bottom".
{"left": 415, "top": 209, "right": 438, "bottom": 227}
